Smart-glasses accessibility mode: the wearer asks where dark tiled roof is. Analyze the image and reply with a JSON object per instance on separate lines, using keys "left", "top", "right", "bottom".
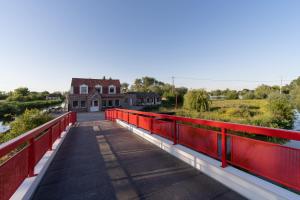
{"left": 126, "top": 92, "right": 160, "bottom": 98}
{"left": 71, "top": 78, "right": 120, "bottom": 87}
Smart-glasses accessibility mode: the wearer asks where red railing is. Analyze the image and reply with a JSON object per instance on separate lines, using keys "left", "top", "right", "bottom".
{"left": 105, "top": 108, "right": 300, "bottom": 192}
{"left": 0, "top": 111, "right": 77, "bottom": 200}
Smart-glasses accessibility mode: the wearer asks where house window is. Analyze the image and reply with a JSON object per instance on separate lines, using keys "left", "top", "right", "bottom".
{"left": 72, "top": 101, "right": 78, "bottom": 108}
{"left": 95, "top": 85, "right": 102, "bottom": 93}
{"left": 109, "top": 85, "right": 116, "bottom": 94}
{"left": 115, "top": 99, "right": 120, "bottom": 106}
{"left": 80, "top": 101, "right": 86, "bottom": 108}
{"left": 108, "top": 100, "right": 113, "bottom": 107}
{"left": 80, "top": 84, "right": 88, "bottom": 94}
{"left": 102, "top": 100, "right": 106, "bottom": 107}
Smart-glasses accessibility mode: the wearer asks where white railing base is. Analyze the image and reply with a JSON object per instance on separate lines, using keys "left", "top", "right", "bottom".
{"left": 10, "top": 123, "right": 73, "bottom": 200}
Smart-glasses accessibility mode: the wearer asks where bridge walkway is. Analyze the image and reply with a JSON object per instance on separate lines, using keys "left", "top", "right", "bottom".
{"left": 31, "top": 113, "right": 246, "bottom": 200}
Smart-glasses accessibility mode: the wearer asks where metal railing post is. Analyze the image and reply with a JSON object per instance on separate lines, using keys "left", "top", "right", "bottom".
{"left": 173, "top": 120, "right": 177, "bottom": 145}
{"left": 48, "top": 127, "right": 53, "bottom": 150}
{"left": 58, "top": 120, "right": 62, "bottom": 138}
{"left": 221, "top": 128, "right": 228, "bottom": 168}
{"left": 150, "top": 117, "right": 153, "bottom": 134}
{"left": 136, "top": 114, "right": 139, "bottom": 128}
{"left": 28, "top": 138, "right": 35, "bottom": 177}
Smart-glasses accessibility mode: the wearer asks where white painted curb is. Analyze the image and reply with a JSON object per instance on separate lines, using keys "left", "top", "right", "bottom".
{"left": 117, "top": 119, "right": 300, "bottom": 200}
{"left": 10, "top": 123, "right": 74, "bottom": 200}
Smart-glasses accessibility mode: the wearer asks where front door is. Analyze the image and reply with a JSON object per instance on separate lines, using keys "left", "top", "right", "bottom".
{"left": 90, "top": 100, "right": 99, "bottom": 112}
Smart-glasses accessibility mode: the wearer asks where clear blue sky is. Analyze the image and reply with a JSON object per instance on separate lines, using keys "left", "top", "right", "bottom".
{"left": 0, "top": 0, "right": 300, "bottom": 92}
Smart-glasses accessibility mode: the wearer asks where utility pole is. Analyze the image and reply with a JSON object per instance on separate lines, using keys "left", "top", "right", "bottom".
{"left": 280, "top": 77, "right": 283, "bottom": 94}
{"left": 171, "top": 76, "right": 178, "bottom": 109}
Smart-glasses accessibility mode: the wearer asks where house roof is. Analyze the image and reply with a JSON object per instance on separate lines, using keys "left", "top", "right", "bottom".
{"left": 126, "top": 92, "right": 160, "bottom": 98}
{"left": 71, "top": 78, "right": 121, "bottom": 87}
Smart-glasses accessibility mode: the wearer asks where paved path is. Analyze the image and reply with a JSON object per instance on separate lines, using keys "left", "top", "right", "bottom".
{"left": 31, "top": 114, "right": 246, "bottom": 200}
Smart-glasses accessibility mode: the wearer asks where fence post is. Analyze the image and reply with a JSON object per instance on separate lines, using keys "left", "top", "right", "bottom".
{"left": 173, "top": 120, "right": 177, "bottom": 145}
{"left": 221, "top": 128, "right": 228, "bottom": 168}
{"left": 64, "top": 117, "right": 67, "bottom": 129}
{"left": 58, "top": 120, "right": 62, "bottom": 138}
{"left": 127, "top": 112, "right": 129, "bottom": 123}
{"left": 28, "top": 138, "right": 35, "bottom": 177}
{"left": 67, "top": 114, "right": 70, "bottom": 126}
{"left": 150, "top": 117, "right": 153, "bottom": 134}
{"left": 48, "top": 127, "right": 53, "bottom": 150}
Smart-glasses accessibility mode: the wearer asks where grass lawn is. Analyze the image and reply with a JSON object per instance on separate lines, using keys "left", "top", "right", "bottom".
{"left": 158, "top": 99, "right": 272, "bottom": 127}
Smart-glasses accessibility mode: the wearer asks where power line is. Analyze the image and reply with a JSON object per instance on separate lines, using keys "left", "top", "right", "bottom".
{"left": 173, "top": 76, "right": 293, "bottom": 83}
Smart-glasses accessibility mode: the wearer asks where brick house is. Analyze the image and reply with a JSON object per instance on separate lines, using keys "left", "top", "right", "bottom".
{"left": 68, "top": 78, "right": 124, "bottom": 112}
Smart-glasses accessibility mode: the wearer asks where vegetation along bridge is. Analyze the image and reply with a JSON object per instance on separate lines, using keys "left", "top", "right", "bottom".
{"left": 0, "top": 109, "right": 300, "bottom": 200}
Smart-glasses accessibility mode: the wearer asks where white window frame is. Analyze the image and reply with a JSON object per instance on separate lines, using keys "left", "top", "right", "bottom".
{"left": 95, "top": 84, "right": 102, "bottom": 94}
{"left": 108, "top": 85, "right": 116, "bottom": 94}
{"left": 80, "top": 84, "right": 88, "bottom": 94}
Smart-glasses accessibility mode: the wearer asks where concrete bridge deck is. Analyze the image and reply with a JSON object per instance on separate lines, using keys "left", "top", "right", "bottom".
{"left": 31, "top": 113, "right": 246, "bottom": 200}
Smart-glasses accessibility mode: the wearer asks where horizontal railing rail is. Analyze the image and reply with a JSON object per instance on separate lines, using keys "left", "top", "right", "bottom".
{"left": 0, "top": 111, "right": 77, "bottom": 200}
{"left": 105, "top": 108, "right": 300, "bottom": 192}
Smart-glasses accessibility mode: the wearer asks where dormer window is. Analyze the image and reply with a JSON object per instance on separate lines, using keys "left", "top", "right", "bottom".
{"left": 95, "top": 85, "right": 102, "bottom": 94}
{"left": 109, "top": 85, "right": 116, "bottom": 94}
{"left": 80, "top": 84, "right": 88, "bottom": 94}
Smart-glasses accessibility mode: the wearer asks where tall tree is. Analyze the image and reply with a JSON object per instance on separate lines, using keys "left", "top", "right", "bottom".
{"left": 121, "top": 83, "right": 129, "bottom": 93}
{"left": 184, "top": 89, "right": 211, "bottom": 112}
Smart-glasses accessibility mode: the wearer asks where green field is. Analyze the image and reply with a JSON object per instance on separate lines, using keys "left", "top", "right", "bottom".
{"left": 159, "top": 99, "right": 275, "bottom": 127}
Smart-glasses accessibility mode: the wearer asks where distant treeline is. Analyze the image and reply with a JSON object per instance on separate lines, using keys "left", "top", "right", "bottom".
{"left": 0, "top": 87, "right": 65, "bottom": 102}
{"left": 122, "top": 76, "right": 300, "bottom": 110}
{"left": 0, "top": 100, "right": 62, "bottom": 122}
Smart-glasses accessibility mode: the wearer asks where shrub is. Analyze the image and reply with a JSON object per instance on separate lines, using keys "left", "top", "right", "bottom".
{"left": 267, "top": 93, "right": 295, "bottom": 129}
{"left": 183, "top": 89, "right": 211, "bottom": 112}
{"left": 291, "top": 86, "right": 300, "bottom": 111}
{"left": 0, "top": 100, "right": 62, "bottom": 121}
{"left": 0, "top": 109, "right": 53, "bottom": 144}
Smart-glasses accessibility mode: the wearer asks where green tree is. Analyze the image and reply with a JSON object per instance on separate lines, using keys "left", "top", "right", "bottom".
{"left": 255, "top": 84, "right": 278, "bottom": 99}
{"left": 175, "top": 87, "right": 188, "bottom": 105}
{"left": 267, "top": 93, "right": 295, "bottom": 129}
{"left": 121, "top": 83, "right": 129, "bottom": 93}
{"left": 0, "top": 91, "right": 8, "bottom": 100}
{"left": 242, "top": 91, "right": 256, "bottom": 99}
{"left": 1, "top": 109, "right": 53, "bottom": 144}
{"left": 224, "top": 89, "right": 239, "bottom": 100}
{"left": 290, "top": 77, "right": 300, "bottom": 89}
{"left": 183, "top": 89, "right": 211, "bottom": 112}
{"left": 291, "top": 86, "right": 300, "bottom": 111}
{"left": 7, "top": 87, "right": 30, "bottom": 101}
{"left": 210, "top": 89, "right": 222, "bottom": 96}
{"left": 131, "top": 78, "right": 144, "bottom": 92}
